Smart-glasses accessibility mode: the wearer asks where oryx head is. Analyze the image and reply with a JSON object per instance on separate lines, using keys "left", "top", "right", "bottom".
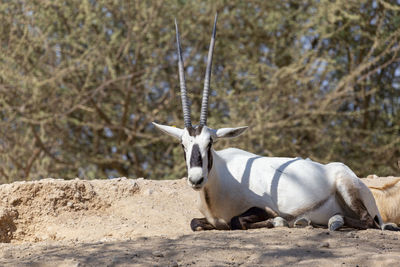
{"left": 153, "top": 14, "right": 248, "bottom": 190}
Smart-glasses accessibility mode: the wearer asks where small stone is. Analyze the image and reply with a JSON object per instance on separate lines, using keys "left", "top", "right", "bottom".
{"left": 346, "top": 232, "right": 356, "bottom": 238}
{"left": 152, "top": 251, "right": 164, "bottom": 257}
{"left": 319, "top": 242, "right": 330, "bottom": 248}
{"left": 61, "top": 259, "right": 81, "bottom": 267}
{"left": 144, "top": 189, "right": 153, "bottom": 196}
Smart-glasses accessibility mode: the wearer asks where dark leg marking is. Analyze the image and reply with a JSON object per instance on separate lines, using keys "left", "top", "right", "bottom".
{"left": 350, "top": 199, "right": 374, "bottom": 227}
{"left": 190, "top": 218, "right": 215, "bottom": 231}
{"left": 230, "top": 207, "right": 276, "bottom": 230}
{"left": 375, "top": 215, "right": 400, "bottom": 231}
{"left": 244, "top": 219, "right": 275, "bottom": 229}
{"left": 336, "top": 178, "right": 375, "bottom": 228}
{"left": 329, "top": 214, "right": 377, "bottom": 231}
{"left": 381, "top": 223, "right": 400, "bottom": 231}
{"left": 343, "top": 216, "right": 371, "bottom": 230}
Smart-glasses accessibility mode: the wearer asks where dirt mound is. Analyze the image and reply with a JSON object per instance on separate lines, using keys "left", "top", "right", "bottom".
{"left": 1, "top": 177, "right": 400, "bottom": 266}
{"left": 0, "top": 178, "right": 200, "bottom": 243}
{"left": 2, "top": 178, "right": 134, "bottom": 215}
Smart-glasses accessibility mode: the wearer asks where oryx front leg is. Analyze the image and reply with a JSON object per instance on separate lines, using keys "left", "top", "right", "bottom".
{"left": 190, "top": 218, "right": 215, "bottom": 231}
{"left": 191, "top": 217, "right": 230, "bottom": 231}
{"left": 230, "top": 207, "right": 288, "bottom": 230}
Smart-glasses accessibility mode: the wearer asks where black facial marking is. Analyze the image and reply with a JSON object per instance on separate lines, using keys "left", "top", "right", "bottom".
{"left": 190, "top": 144, "right": 202, "bottom": 168}
{"left": 187, "top": 125, "right": 204, "bottom": 137}
{"left": 181, "top": 144, "right": 187, "bottom": 162}
{"left": 207, "top": 140, "right": 213, "bottom": 172}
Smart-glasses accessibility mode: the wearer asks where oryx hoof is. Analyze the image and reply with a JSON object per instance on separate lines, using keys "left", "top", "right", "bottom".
{"left": 328, "top": 214, "right": 344, "bottom": 231}
{"left": 273, "top": 217, "right": 289, "bottom": 228}
{"left": 382, "top": 223, "right": 400, "bottom": 231}
{"left": 294, "top": 217, "right": 311, "bottom": 228}
{"left": 190, "top": 218, "right": 215, "bottom": 231}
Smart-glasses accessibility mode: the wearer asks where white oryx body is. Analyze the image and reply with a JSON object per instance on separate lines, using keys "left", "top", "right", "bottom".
{"left": 153, "top": 14, "right": 398, "bottom": 231}
{"left": 199, "top": 147, "right": 379, "bottom": 228}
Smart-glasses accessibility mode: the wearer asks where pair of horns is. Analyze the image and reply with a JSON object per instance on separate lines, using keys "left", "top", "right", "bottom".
{"left": 175, "top": 13, "right": 217, "bottom": 128}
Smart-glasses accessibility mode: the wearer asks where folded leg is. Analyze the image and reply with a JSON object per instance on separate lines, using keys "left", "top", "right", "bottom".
{"left": 230, "top": 207, "right": 287, "bottom": 230}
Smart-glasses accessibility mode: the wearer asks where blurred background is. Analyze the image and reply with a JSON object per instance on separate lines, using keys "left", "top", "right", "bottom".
{"left": 0, "top": 0, "right": 399, "bottom": 183}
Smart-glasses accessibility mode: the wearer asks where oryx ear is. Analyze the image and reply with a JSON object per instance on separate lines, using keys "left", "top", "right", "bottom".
{"left": 152, "top": 122, "right": 184, "bottom": 140}
{"left": 214, "top": 126, "right": 248, "bottom": 139}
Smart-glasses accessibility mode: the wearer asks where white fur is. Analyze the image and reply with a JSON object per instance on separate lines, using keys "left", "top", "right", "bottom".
{"left": 201, "top": 148, "right": 381, "bottom": 228}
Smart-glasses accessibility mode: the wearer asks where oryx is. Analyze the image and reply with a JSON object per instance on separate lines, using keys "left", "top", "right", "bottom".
{"left": 153, "top": 14, "right": 399, "bottom": 231}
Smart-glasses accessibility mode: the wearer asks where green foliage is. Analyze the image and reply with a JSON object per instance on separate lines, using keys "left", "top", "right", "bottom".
{"left": 0, "top": 0, "right": 399, "bottom": 183}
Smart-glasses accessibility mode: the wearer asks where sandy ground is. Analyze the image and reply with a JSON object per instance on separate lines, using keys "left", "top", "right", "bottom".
{"left": 1, "top": 177, "right": 400, "bottom": 266}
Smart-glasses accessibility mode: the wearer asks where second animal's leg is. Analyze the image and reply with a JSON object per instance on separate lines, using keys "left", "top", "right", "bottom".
{"left": 381, "top": 223, "right": 400, "bottom": 231}
{"left": 230, "top": 207, "right": 288, "bottom": 230}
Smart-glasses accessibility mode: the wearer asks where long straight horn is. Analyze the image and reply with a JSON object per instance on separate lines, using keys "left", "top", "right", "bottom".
{"left": 199, "top": 13, "right": 218, "bottom": 126}
{"left": 175, "top": 18, "right": 192, "bottom": 128}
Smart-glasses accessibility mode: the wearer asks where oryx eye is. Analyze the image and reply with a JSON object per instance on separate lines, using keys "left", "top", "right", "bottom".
{"left": 181, "top": 144, "right": 186, "bottom": 151}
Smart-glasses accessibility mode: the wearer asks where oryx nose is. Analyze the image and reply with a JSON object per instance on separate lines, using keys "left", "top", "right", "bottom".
{"left": 189, "top": 176, "right": 204, "bottom": 186}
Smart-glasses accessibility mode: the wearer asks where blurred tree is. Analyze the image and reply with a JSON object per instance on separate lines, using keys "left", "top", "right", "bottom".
{"left": 0, "top": 0, "right": 399, "bottom": 183}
